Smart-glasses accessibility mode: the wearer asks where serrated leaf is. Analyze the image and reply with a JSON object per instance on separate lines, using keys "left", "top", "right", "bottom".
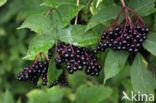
{"left": 18, "top": 14, "right": 53, "bottom": 34}
{"left": 86, "top": 6, "right": 121, "bottom": 30}
{"left": 18, "top": 0, "right": 49, "bottom": 20}
{"left": 68, "top": 71, "right": 87, "bottom": 89}
{"left": 0, "top": 0, "right": 7, "bottom": 7}
{"left": 52, "top": 4, "right": 84, "bottom": 27}
{"left": 143, "top": 32, "right": 156, "bottom": 56}
{"left": 57, "top": 25, "right": 99, "bottom": 47}
{"left": 128, "top": 0, "right": 156, "bottom": 17}
{"left": 3, "top": 90, "right": 15, "bottom": 103}
{"left": 104, "top": 49, "right": 129, "bottom": 83}
{"left": 130, "top": 53, "right": 156, "bottom": 94}
{"left": 75, "top": 85, "right": 112, "bottom": 103}
{"left": 23, "top": 34, "right": 54, "bottom": 60}
{"left": 48, "top": 54, "right": 63, "bottom": 87}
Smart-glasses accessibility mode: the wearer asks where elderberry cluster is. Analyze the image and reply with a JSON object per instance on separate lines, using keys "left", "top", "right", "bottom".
{"left": 53, "top": 42, "right": 102, "bottom": 76}
{"left": 17, "top": 61, "right": 49, "bottom": 85}
{"left": 95, "top": 24, "right": 150, "bottom": 53}
{"left": 49, "top": 73, "right": 69, "bottom": 88}
{"left": 48, "top": 45, "right": 55, "bottom": 59}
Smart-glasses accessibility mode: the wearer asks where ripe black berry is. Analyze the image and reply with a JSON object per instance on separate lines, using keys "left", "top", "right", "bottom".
{"left": 18, "top": 61, "right": 49, "bottom": 85}
{"left": 96, "top": 24, "right": 150, "bottom": 54}
{"left": 56, "top": 42, "right": 102, "bottom": 76}
{"left": 48, "top": 45, "right": 55, "bottom": 59}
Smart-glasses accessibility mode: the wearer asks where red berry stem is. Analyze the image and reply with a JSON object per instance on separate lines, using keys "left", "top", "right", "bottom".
{"left": 126, "top": 7, "right": 145, "bottom": 26}
{"left": 40, "top": 52, "right": 50, "bottom": 64}
{"left": 110, "top": 7, "right": 124, "bottom": 29}
{"left": 40, "top": 53, "right": 43, "bottom": 62}
{"left": 20, "top": 54, "right": 39, "bottom": 76}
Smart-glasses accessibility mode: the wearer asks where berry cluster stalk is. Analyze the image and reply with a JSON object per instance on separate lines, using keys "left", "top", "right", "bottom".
{"left": 20, "top": 52, "right": 49, "bottom": 76}
{"left": 105, "top": 0, "right": 146, "bottom": 42}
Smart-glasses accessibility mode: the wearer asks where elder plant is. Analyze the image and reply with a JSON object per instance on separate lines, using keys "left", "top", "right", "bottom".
{"left": 16, "top": 0, "right": 155, "bottom": 98}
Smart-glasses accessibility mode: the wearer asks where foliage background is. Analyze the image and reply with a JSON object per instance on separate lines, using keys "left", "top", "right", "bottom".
{"left": 0, "top": 0, "right": 156, "bottom": 103}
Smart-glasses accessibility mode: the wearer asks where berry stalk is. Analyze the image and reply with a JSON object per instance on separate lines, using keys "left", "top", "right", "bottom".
{"left": 121, "top": 0, "right": 126, "bottom": 8}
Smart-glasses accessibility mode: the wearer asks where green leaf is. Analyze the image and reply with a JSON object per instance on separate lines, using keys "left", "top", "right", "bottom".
{"left": 68, "top": 71, "right": 87, "bottom": 89}
{"left": 143, "top": 32, "right": 156, "bottom": 56}
{"left": 48, "top": 54, "right": 63, "bottom": 87}
{"left": 52, "top": 4, "right": 84, "bottom": 27}
{"left": 23, "top": 34, "right": 54, "bottom": 60}
{"left": 0, "top": 0, "right": 7, "bottom": 7}
{"left": 27, "top": 87, "right": 63, "bottom": 103}
{"left": 47, "top": 87, "right": 63, "bottom": 103}
{"left": 3, "top": 90, "right": 15, "bottom": 103}
{"left": 111, "top": 65, "right": 130, "bottom": 85}
{"left": 75, "top": 85, "right": 112, "bottom": 103}
{"left": 109, "top": 88, "right": 119, "bottom": 103}
{"left": 27, "top": 89, "right": 48, "bottom": 103}
{"left": 17, "top": 0, "right": 49, "bottom": 20}
{"left": 128, "top": 0, "right": 156, "bottom": 17}
{"left": 40, "top": 0, "right": 56, "bottom": 8}
{"left": 130, "top": 53, "right": 156, "bottom": 94}
{"left": 104, "top": 49, "right": 129, "bottom": 83}
{"left": 57, "top": 25, "right": 99, "bottom": 47}
{"left": 18, "top": 14, "right": 53, "bottom": 34}
{"left": 86, "top": 6, "right": 121, "bottom": 30}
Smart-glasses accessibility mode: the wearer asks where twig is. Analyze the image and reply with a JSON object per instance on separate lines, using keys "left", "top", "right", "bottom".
{"left": 45, "top": 8, "right": 55, "bottom": 17}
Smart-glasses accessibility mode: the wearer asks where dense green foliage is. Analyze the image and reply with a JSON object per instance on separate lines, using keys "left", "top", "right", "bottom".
{"left": 0, "top": 0, "right": 156, "bottom": 103}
